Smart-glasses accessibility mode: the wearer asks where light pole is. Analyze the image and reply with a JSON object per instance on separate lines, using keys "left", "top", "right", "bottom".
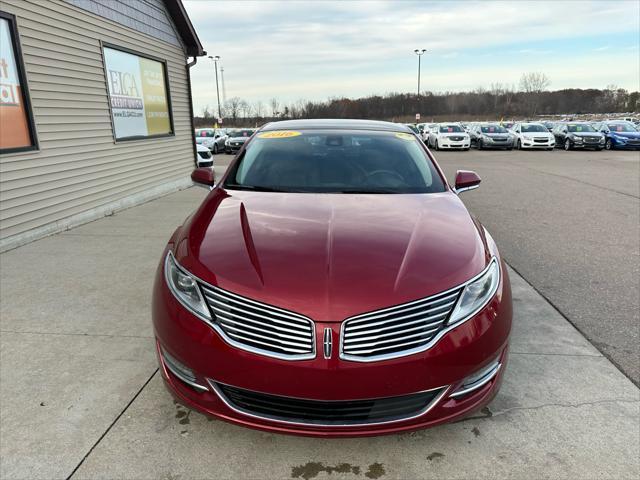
{"left": 414, "top": 49, "right": 426, "bottom": 96}
{"left": 208, "top": 55, "right": 222, "bottom": 121}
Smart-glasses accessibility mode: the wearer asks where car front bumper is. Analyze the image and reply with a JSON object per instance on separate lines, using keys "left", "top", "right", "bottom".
{"left": 438, "top": 141, "right": 470, "bottom": 149}
{"left": 521, "top": 139, "right": 554, "bottom": 148}
{"left": 152, "top": 254, "right": 512, "bottom": 437}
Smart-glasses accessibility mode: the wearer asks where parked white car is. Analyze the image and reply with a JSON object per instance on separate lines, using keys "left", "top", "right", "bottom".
{"left": 196, "top": 143, "right": 213, "bottom": 167}
{"left": 510, "top": 122, "right": 555, "bottom": 150}
{"left": 427, "top": 123, "right": 470, "bottom": 150}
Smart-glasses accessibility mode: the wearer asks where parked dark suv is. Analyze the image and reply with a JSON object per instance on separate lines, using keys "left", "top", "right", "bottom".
{"left": 553, "top": 123, "right": 604, "bottom": 151}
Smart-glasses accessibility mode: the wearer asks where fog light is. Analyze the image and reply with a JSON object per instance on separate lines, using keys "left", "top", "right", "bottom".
{"left": 161, "top": 347, "right": 208, "bottom": 392}
{"left": 450, "top": 358, "right": 501, "bottom": 398}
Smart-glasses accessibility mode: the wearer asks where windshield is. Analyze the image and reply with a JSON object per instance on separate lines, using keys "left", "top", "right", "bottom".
{"left": 405, "top": 124, "right": 419, "bottom": 134}
{"left": 439, "top": 125, "right": 464, "bottom": 133}
{"left": 228, "top": 129, "right": 255, "bottom": 137}
{"left": 223, "top": 129, "right": 446, "bottom": 194}
{"left": 480, "top": 125, "right": 508, "bottom": 134}
{"left": 196, "top": 129, "right": 214, "bottom": 137}
{"left": 607, "top": 123, "right": 637, "bottom": 133}
{"left": 567, "top": 124, "right": 596, "bottom": 133}
{"left": 521, "top": 124, "right": 547, "bottom": 133}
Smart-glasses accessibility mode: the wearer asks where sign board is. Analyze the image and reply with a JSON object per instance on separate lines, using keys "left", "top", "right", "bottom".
{"left": 415, "top": 113, "right": 421, "bottom": 120}
{"left": 103, "top": 46, "right": 172, "bottom": 140}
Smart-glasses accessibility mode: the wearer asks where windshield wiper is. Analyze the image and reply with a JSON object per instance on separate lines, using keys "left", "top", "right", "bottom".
{"left": 224, "top": 184, "right": 305, "bottom": 193}
{"left": 334, "top": 188, "right": 399, "bottom": 194}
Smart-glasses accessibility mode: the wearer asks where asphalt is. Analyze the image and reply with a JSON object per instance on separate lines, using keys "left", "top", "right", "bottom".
{"left": 0, "top": 152, "right": 638, "bottom": 479}
{"left": 435, "top": 148, "right": 640, "bottom": 385}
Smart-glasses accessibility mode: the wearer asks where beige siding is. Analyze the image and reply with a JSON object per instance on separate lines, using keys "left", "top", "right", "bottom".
{"left": 0, "top": 0, "right": 195, "bottom": 245}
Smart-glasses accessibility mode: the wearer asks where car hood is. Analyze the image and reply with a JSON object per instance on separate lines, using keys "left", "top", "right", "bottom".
{"left": 610, "top": 132, "right": 640, "bottom": 139}
{"left": 572, "top": 132, "right": 602, "bottom": 138}
{"left": 175, "top": 190, "right": 489, "bottom": 322}
{"left": 484, "top": 133, "right": 510, "bottom": 139}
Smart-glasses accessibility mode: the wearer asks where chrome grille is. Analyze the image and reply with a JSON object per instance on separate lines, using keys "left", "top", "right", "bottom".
{"left": 200, "top": 285, "right": 315, "bottom": 360}
{"left": 341, "top": 288, "right": 462, "bottom": 361}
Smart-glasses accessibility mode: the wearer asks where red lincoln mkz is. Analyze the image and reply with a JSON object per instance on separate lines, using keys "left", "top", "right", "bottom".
{"left": 153, "top": 119, "right": 512, "bottom": 437}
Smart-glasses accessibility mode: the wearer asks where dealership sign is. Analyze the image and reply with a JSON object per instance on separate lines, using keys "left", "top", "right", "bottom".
{"left": 103, "top": 47, "right": 172, "bottom": 140}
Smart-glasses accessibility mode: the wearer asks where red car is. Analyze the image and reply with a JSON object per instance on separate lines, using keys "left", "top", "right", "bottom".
{"left": 153, "top": 119, "right": 512, "bottom": 437}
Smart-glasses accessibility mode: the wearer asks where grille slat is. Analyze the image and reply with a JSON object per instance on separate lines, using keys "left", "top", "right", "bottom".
{"left": 343, "top": 321, "right": 444, "bottom": 345}
{"left": 200, "top": 284, "right": 315, "bottom": 359}
{"left": 341, "top": 288, "right": 462, "bottom": 360}
{"left": 343, "top": 326, "right": 441, "bottom": 350}
{"left": 344, "top": 311, "right": 448, "bottom": 339}
{"left": 218, "top": 318, "right": 312, "bottom": 342}
{"left": 212, "top": 308, "right": 313, "bottom": 337}
{"left": 224, "top": 330, "right": 311, "bottom": 354}
{"left": 215, "top": 383, "right": 444, "bottom": 425}
{"left": 345, "top": 302, "right": 454, "bottom": 332}
{"left": 220, "top": 322, "right": 312, "bottom": 348}
{"left": 203, "top": 289, "right": 312, "bottom": 327}
{"left": 345, "top": 291, "right": 459, "bottom": 326}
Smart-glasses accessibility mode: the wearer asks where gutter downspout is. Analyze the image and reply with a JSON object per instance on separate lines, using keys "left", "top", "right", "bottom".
{"left": 187, "top": 55, "right": 202, "bottom": 167}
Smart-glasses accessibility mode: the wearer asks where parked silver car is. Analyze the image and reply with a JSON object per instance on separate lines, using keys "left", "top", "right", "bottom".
{"left": 195, "top": 128, "right": 227, "bottom": 154}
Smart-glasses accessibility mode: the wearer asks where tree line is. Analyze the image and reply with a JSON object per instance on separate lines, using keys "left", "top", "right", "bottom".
{"left": 195, "top": 73, "right": 639, "bottom": 127}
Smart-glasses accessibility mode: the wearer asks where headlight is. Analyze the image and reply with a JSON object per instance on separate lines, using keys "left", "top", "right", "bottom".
{"left": 164, "top": 252, "right": 211, "bottom": 320}
{"left": 448, "top": 258, "right": 500, "bottom": 327}
{"left": 572, "top": 135, "right": 583, "bottom": 141}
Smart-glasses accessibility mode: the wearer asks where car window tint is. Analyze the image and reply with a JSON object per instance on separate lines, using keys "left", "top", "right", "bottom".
{"left": 226, "top": 130, "right": 446, "bottom": 194}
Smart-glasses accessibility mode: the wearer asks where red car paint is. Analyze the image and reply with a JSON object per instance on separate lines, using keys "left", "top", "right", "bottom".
{"left": 152, "top": 120, "right": 512, "bottom": 436}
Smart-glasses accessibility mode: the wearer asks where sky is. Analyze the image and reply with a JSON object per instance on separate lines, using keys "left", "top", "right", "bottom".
{"left": 183, "top": 0, "right": 640, "bottom": 116}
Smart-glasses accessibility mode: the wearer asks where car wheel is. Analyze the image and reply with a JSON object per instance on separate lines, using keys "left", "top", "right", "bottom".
{"left": 213, "top": 143, "right": 218, "bottom": 154}
{"left": 516, "top": 139, "right": 522, "bottom": 150}
{"left": 507, "top": 147, "right": 513, "bottom": 151}
{"left": 547, "top": 148, "right": 554, "bottom": 151}
{"left": 605, "top": 139, "right": 613, "bottom": 150}
{"left": 434, "top": 140, "right": 439, "bottom": 151}
{"left": 477, "top": 140, "right": 483, "bottom": 150}
{"left": 564, "top": 139, "right": 572, "bottom": 151}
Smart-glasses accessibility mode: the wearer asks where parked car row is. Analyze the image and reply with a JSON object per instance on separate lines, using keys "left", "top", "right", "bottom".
{"left": 412, "top": 119, "right": 640, "bottom": 151}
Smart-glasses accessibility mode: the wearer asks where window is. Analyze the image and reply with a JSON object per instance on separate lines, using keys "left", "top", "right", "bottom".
{"left": 102, "top": 44, "right": 173, "bottom": 141}
{"left": 0, "top": 11, "right": 37, "bottom": 153}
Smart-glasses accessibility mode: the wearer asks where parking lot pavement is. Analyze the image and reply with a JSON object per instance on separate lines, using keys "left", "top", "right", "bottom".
{"left": 0, "top": 153, "right": 638, "bottom": 479}
{"left": 436, "top": 149, "right": 640, "bottom": 385}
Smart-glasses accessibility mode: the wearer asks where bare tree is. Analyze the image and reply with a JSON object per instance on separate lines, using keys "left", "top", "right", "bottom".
{"left": 227, "top": 97, "right": 242, "bottom": 124}
{"left": 254, "top": 100, "right": 264, "bottom": 119}
{"left": 519, "top": 72, "right": 551, "bottom": 93}
{"left": 270, "top": 97, "right": 279, "bottom": 117}
{"left": 520, "top": 72, "right": 551, "bottom": 115}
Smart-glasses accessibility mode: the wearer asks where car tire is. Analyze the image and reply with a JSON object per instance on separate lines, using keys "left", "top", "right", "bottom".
{"left": 477, "top": 140, "right": 483, "bottom": 150}
{"left": 564, "top": 139, "right": 572, "bottom": 151}
{"left": 605, "top": 139, "right": 613, "bottom": 150}
{"left": 516, "top": 139, "right": 522, "bottom": 150}
{"left": 213, "top": 143, "right": 218, "bottom": 154}
{"left": 507, "top": 147, "right": 513, "bottom": 151}
{"left": 434, "top": 140, "right": 439, "bottom": 151}
{"left": 547, "top": 148, "right": 554, "bottom": 151}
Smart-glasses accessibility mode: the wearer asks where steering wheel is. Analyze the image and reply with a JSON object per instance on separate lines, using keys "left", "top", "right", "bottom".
{"left": 365, "top": 169, "right": 407, "bottom": 184}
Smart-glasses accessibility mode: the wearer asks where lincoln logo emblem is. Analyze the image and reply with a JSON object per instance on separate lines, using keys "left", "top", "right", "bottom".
{"left": 323, "top": 328, "right": 332, "bottom": 359}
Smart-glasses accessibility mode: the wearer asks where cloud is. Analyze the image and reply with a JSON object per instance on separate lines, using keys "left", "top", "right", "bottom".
{"left": 183, "top": 0, "right": 640, "bottom": 113}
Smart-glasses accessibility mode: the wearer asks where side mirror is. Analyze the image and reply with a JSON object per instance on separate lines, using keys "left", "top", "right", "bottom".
{"left": 454, "top": 170, "right": 481, "bottom": 194}
{"left": 191, "top": 167, "right": 216, "bottom": 189}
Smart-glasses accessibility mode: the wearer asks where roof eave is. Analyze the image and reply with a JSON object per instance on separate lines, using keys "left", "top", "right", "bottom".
{"left": 163, "top": 0, "right": 205, "bottom": 57}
